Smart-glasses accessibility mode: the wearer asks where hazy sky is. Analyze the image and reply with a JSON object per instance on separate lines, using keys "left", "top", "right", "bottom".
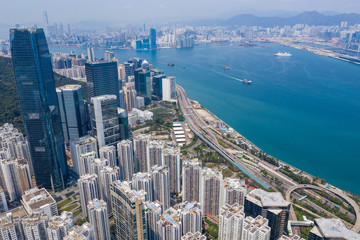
{"left": 1, "top": 0, "right": 360, "bottom": 25}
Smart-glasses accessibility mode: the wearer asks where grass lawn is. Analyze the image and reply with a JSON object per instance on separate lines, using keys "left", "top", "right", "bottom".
{"left": 57, "top": 199, "right": 72, "bottom": 208}
{"left": 62, "top": 204, "right": 78, "bottom": 212}
{"left": 73, "top": 209, "right": 82, "bottom": 217}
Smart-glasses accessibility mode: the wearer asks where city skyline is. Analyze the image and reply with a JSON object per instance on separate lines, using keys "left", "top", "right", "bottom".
{"left": 1, "top": 0, "right": 360, "bottom": 26}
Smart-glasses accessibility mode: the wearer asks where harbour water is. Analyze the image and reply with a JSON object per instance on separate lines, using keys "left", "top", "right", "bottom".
{"left": 51, "top": 43, "right": 360, "bottom": 194}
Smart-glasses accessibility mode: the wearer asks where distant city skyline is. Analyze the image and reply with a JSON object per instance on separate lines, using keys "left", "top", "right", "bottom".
{"left": 1, "top": 0, "right": 360, "bottom": 26}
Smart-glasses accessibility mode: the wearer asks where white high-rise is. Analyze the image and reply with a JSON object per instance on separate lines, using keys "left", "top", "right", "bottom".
{"left": 163, "top": 147, "right": 181, "bottom": 194}
{"left": 162, "top": 77, "right": 176, "bottom": 101}
{"left": 132, "top": 172, "right": 153, "bottom": 201}
{"left": 144, "top": 200, "right": 162, "bottom": 240}
{"left": 99, "top": 146, "right": 117, "bottom": 167}
{"left": 99, "top": 166, "right": 120, "bottom": 213}
{"left": 157, "top": 214, "right": 181, "bottom": 240}
{"left": 133, "top": 134, "right": 151, "bottom": 172}
{"left": 22, "top": 187, "right": 58, "bottom": 217}
{"left": 182, "top": 159, "right": 202, "bottom": 203}
{"left": 223, "top": 178, "right": 247, "bottom": 206}
{"left": 181, "top": 232, "right": 206, "bottom": 240}
{"left": 179, "top": 201, "right": 202, "bottom": 235}
{"left": 89, "top": 158, "right": 108, "bottom": 178}
{"left": 47, "top": 211, "right": 74, "bottom": 240}
{"left": 64, "top": 222, "right": 95, "bottom": 240}
{"left": 150, "top": 165, "right": 170, "bottom": 210}
{"left": 70, "top": 135, "right": 98, "bottom": 176}
{"left": 117, "top": 140, "right": 134, "bottom": 180}
{"left": 242, "top": 215, "right": 271, "bottom": 240}
{"left": 78, "top": 174, "right": 99, "bottom": 218}
{"left": 78, "top": 151, "right": 97, "bottom": 176}
{"left": 219, "top": 203, "right": 245, "bottom": 240}
{"left": 22, "top": 213, "right": 49, "bottom": 240}
{"left": 200, "top": 167, "right": 223, "bottom": 216}
{"left": 0, "top": 212, "right": 24, "bottom": 239}
{"left": 87, "top": 199, "right": 111, "bottom": 240}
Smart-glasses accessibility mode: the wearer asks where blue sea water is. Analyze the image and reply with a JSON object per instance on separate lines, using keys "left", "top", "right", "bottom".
{"left": 51, "top": 44, "right": 360, "bottom": 194}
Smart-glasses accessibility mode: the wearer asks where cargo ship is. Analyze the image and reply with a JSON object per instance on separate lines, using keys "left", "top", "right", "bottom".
{"left": 168, "top": 62, "right": 175, "bottom": 66}
{"left": 243, "top": 79, "right": 252, "bottom": 84}
{"left": 224, "top": 65, "right": 231, "bottom": 69}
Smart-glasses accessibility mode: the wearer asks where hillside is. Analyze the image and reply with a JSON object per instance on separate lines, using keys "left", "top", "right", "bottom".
{"left": 0, "top": 56, "right": 87, "bottom": 133}
{"left": 223, "top": 11, "right": 360, "bottom": 27}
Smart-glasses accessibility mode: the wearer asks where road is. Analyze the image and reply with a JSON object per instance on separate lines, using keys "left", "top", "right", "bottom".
{"left": 286, "top": 184, "right": 360, "bottom": 233}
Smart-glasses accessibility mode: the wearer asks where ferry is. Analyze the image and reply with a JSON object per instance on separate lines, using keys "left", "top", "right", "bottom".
{"left": 224, "top": 65, "right": 231, "bottom": 69}
{"left": 243, "top": 79, "right": 252, "bottom": 84}
{"left": 168, "top": 62, "right": 175, "bottom": 66}
{"left": 275, "top": 52, "right": 292, "bottom": 57}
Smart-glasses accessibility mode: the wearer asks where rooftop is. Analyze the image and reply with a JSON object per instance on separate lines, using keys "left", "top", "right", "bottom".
{"left": 22, "top": 188, "right": 56, "bottom": 210}
{"left": 312, "top": 218, "right": 360, "bottom": 239}
{"left": 248, "top": 189, "right": 290, "bottom": 207}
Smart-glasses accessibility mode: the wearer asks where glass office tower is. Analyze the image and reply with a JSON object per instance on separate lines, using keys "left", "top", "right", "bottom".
{"left": 85, "top": 61, "right": 120, "bottom": 105}
{"left": 150, "top": 28, "right": 157, "bottom": 50}
{"left": 134, "top": 68, "right": 151, "bottom": 105}
{"left": 10, "top": 28, "right": 68, "bottom": 191}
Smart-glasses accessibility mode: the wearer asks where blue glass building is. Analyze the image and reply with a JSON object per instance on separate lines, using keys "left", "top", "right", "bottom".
{"left": 134, "top": 68, "right": 151, "bottom": 105}
{"left": 10, "top": 28, "right": 68, "bottom": 191}
{"left": 150, "top": 28, "right": 157, "bottom": 49}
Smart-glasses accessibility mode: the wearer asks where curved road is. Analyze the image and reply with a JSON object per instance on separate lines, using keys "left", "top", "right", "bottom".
{"left": 286, "top": 184, "right": 360, "bottom": 232}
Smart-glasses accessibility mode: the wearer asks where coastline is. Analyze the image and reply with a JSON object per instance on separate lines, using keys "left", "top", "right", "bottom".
{"left": 269, "top": 38, "right": 360, "bottom": 65}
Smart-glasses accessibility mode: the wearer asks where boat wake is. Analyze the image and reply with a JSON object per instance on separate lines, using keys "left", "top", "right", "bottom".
{"left": 212, "top": 70, "right": 244, "bottom": 82}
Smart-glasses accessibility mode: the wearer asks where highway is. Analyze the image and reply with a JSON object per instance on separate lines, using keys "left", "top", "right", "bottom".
{"left": 286, "top": 184, "right": 360, "bottom": 232}
{"left": 176, "top": 84, "right": 360, "bottom": 235}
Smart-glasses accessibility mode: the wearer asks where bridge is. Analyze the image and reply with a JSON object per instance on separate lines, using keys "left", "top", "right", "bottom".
{"left": 286, "top": 184, "right": 360, "bottom": 233}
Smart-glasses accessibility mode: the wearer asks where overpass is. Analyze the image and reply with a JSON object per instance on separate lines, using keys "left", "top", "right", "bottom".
{"left": 286, "top": 184, "right": 360, "bottom": 233}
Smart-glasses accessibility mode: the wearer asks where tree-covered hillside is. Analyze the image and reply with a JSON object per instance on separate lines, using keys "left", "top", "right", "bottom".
{"left": 0, "top": 56, "right": 87, "bottom": 133}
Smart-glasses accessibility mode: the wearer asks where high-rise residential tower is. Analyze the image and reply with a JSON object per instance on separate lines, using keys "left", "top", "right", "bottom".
{"left": 182, "top": 159, "right": 202, "bottom": 203}
{"left": 163, "top": 147, "right": 181, "bottom": 194}
{"left": 87, "top": 199, "right": 111, "bottom": 240}
{"left": 70, "top": 135, "right": 98, "bottom": 177}
{"left": 219, "top": 203, "right": 245, "bottom": 240}
{"left": 10, "top": 28, "right": 68, "bottom": 191}
{"left": 117, "top": 140, "right": 135, "bottom": 180}
{"left": 78, "top": 174, "right": 99, "bottom": 218}
{"left": 200, "top": 167, "right": 223, "bottom": 216}
{"left": 133, "top": 134, "right": 151, "bottom": 173}
{"left": 150, "top": 165, "right": 170, "bottom": 210}
{"left": 110, "top": 180, "right": 147, "bottom": 240}
{"left": 223, "top": 178, "right": 247, "bottom": 206}
{"left": 99, "top": 146, "right": 117, "bottom": 167}
{"left": 179, "top": 201, "right": 202, "bottom": 235}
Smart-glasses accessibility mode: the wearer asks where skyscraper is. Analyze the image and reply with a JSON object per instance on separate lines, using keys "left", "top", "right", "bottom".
{"left": 244, "top": 189, "right": 290, "bottom": 240}
{"left": 182, "top": 159, "right": 202, "bottom": 203}
{"left": 87, "top": 47, "right": 95, "bottom": 63}
{"left": 10, "top": 28, "right": 68, "bottom": 191}
{"left": 242, "top": 215, "right": 271, "bottom": 240}
{"left": 200, "top": 167, "right": 223, "bottom": 216}
{"left": 70, "top": 135, "right": 98, "bottom": 177}
{"left": 0, "top": 188, "right": 8, "bottom": 213}
{"left": 22, "top": 213, "right": 49, "bottom": 240}
{"left": 157, "top": 213, "right": 182, "bottom": 240}
{"left": 179, "top": 201, "right": 202, "bottom": 235}
{"left": 78, "top": 174, "right": 99, "bottom": 218}
{"left": 132, "top": 172, "right": 153, "bottom": 201}
{"left": 99, "top": 146, "right": 117, "bottom": 167}
{"left": 87, "top": 199, "right": 111, "bottom": 240}
{"left": 219, "top": 203, "right": 245, "bottom": 240}
{"left": 147, "top": 140, "right": 164, "bottom": 168}
{"left": 162, "top": 77, "right": 176, "bottom": 101}
{"left": 152, "top": 75, "right": 166, "bottom": 100}
{"left": 118, "top": 108, "right": 131, "bottom": 140}
{"left": 89, "top": 158, "right": 108, "bottom": 178}
{"left": 78, "top": 151, "right": 97, "bottom": 176}
{"left": 163, "top": 147, "right": 181, "bottom": 194}
{"left": 99, "top": 166, "right": 120, "bottom": 213}
{"left": 150, "top": 28, "right": 157, "bottom": 50}
{"left": 56, "top": 85, "right": 87, "bottom": 143}
{"left": 110, "top": 180, "right": 147, "bottom": 240}
{"left": 47, "top": 211, "right": 74, "bottom": 240}
{"left": 144, "top": 201, "right": 162, "bottom": 240}
{"left": 150, "top": 165, "right": 170, "bottom": 210}
{"left": 223, "top": 177, "right": 247, "bottom": 206}
{"left": 133, "top": 134, "right": 151, "bottom": 173}
{"left": 91, "top": 95, "right": 121, "bottom": 148}
{"left": 134, "top": 68, "right": 151, "bottom": 105}
{"left": 117, "top": 140, "right": 135, "bottom": 180}
{"left": 85, "top": 62, "right": 120, "bottom": 104}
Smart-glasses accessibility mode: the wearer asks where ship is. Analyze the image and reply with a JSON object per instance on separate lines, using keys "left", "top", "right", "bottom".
{"left": 243, "top": 79, "right": 252, "bottom": 84}
{"left": 224, "top": 65, "right": 231, "bottom": 69}
{"left": 275, "top": 52, "right": 292, "bottom": 57}
{"left": 168, "top": 62, "right": 175, "bottom": 66}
